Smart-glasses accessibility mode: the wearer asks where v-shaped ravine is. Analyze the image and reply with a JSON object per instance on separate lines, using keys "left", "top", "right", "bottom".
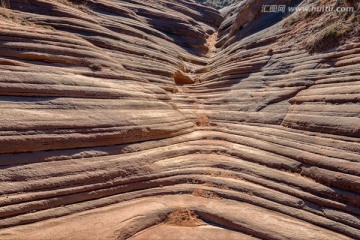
{"left": 0, "top": 0, "right": 359, "bottom": 240}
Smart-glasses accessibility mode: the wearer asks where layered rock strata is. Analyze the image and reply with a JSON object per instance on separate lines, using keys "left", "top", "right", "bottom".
{"left": 0, "top": 0, "right": 359, "bottom": 239}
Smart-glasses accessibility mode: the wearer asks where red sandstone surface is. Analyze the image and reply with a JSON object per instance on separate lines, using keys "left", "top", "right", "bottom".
{"left": 0, "top": 0, "right": 359, "bottom": 239}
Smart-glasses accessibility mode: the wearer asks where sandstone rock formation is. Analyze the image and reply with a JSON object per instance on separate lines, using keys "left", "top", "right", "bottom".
{"left": 0, "top": 0, "right": 359, "bottom": 239}
{"left": 195, "top": 0, "right": 241, "bottom": 9}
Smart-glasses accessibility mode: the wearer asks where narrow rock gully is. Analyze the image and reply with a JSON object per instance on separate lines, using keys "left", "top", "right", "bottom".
{"left": 0, "top": 0, "right": 359, "bottom": 239}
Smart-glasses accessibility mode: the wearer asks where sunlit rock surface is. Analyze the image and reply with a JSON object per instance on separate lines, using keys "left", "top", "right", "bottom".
{"left": 0, "top": 0, "right": 359, "bottom": 239}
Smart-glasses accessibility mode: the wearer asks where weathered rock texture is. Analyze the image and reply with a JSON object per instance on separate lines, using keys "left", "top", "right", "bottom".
{"left": 0, "top": 0, "right": 359, "bottom": 239}
{"left": 195, "top": 0, "right": 241, "bottom": 9}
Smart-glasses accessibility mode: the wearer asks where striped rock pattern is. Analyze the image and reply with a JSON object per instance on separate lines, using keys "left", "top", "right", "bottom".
{"left": 0, "top": 0, "right": 359, "bottom": 239}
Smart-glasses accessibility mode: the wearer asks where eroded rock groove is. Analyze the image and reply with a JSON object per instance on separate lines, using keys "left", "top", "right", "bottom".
{"left": 0, "top": 0, "right": 359, "bottom": 239}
